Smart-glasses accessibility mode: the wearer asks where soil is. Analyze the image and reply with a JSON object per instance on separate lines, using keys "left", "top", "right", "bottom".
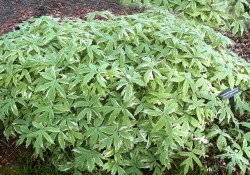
{"left": 228, "top": 31, "right": 250, "bottom": 63}
{"left": 0, "top": 0, "right": 144, "bottom": 35}
{"left": 0, "top": 124, "right": 71, "bottom": 175}
{"left": 0, "top": 125, "right": 31, "bottom": 175}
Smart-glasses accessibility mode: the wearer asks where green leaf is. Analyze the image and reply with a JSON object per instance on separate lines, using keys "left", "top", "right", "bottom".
{"left": 188, "top": 116, "right": 201, "bottom": 128}
{"left": 192, "top": 153, "right": 202, "bottom": 167}
{"left": 83, "top": 72, "right": 95, "bottom": 84}
{"left": 114, "top": 133, "right": 122, "bottom": 151}
{"left": 34, "top": 135, "right": 43, "bottom": 154}
{"left": 58, "top": 132, "right": 66, "bottom": 149}
{"left": 45, "top": 127, "right": 60, "bottom": 133}
{"left": 55, "top": 83, "right": 66, "bottom": 98}
{"left": 46, "top": 86, "right": 56, "bottom": 101}
{"left": 42, "top": 130, "right": 54, "bottom": 144}
{"left": 35, "top": 82, "right": 52, "bottom": 92}
{"left": 164, "top": 102, "right": 178, "bottom": 114}
{"left": 32, "top": 122, "right": 44, "bottom": 129}
{"left": 217, "top": 135, "right": 227, "bottom": 151}
{"left": 183, "top": 79, "right": 189, "bottom": 97}
{"left": 120, "top": 130, "right": 133, "bottom": 141}
{"left": 87, "top": 47, "right": 94, "bottom": 60}
{"left": 153, "top": 117, "right": 166, "bottom": 131}
{"left": 21, "top": 69, "right": 32, "bottom": 83}
{"left": 74, "top": 170, "right": 82, "bottom": 175}
{"left": 93, "top": 151, "right": 103, "bottom": 166}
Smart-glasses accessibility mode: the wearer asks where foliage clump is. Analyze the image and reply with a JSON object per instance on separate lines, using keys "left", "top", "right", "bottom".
{"left": 0, "top": 10, "right": 250, "bottom": 175}
{"left": 122, "top": 0, "right": 250, "bottom": 36}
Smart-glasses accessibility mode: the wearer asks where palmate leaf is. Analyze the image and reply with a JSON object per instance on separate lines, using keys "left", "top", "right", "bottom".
{"left": 180, "top": 149, "right": 203, "bottom": 175}
{"left": 31, "top": 104, "right": 54, "bottom": 123}
{"left": 74, "top": 95, "right": 102, "bottom": 123}
{"left": 19, "top": 69, "right": 32, "bottom": 83}
{"left": 26, "top": 129, "right": 55, "bottom": 154}
{"left": 216, "top": 146, "right": 249, "bottom": 175}
{"left": 145, "top": 103, "right": 178, "bottom": 132}
{"left": 99, "top": 125, "right": 134, "bottom": 151}
{"left": 103, "top": 160, "right": 126, "bottom": 175}
{"left": 84, "top": 118, "right": 106, "bottom": 147}
{"left": 100, "top": 97, "right": 136, "bottom": 125}
{"left": 0, "top": 99, "right": 19, "bottom": 116}
{"left": 35, "top": 71, "right": 67, "bottom": 100}
{"left": 73, "top": 147, "right": 104, "bottom": 171}
{"left": 154, "top": 117, "right": 169, "bottom": 132}
{"left": 125, "top": 152, "right": 151, "bottom": 175}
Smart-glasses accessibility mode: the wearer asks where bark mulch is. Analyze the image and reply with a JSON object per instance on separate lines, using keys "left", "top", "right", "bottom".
{"left": 0, "top": 0, "right": 144, "bottom": 35}
{"left": 228, "top": 30, "right": 250, "bottom": 63}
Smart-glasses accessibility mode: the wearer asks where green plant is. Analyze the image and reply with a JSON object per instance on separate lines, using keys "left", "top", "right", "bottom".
{"left": 0, "top": 9, "right": 250, "bottom": 175}
{"left": 121, "top": 0, "right": 250, "bottom": 36}
{"left": 229, "top": 0, "right": 250, "bottom": 35}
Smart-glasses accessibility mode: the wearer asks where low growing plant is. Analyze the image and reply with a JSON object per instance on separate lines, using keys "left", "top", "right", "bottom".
{"left": 0, "top": 10, "right": 250, "bottom": 175}
{"left": 121, "top": 0, "right": 250, "bottom": 36}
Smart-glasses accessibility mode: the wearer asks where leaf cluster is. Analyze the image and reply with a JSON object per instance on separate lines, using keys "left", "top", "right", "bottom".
{"left": 122, "top": 0, "right": 250, "bottom": 36}
{"left": 0, "top": 10, "right": 250, "bottom": 175}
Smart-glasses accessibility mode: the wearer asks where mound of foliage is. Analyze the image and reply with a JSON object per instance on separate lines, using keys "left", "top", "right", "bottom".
{"left": 122, "top": 0, "right": 250, "bottom": 36}
{"left": 0, "top": 10, "right": 250, "bottom": 175}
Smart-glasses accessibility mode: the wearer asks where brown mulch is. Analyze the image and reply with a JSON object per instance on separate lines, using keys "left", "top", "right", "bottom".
{"left": 0, "top": 127, "right": 32, "bottom": 169}
{"left": 230, "top": 36, "right": 250, "bottom": 63}
{"left": 227, "top": 28, "right": 250, "bottom": 63}
{"left": 0, "top": 0, "right": 144, "bottom": 35}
